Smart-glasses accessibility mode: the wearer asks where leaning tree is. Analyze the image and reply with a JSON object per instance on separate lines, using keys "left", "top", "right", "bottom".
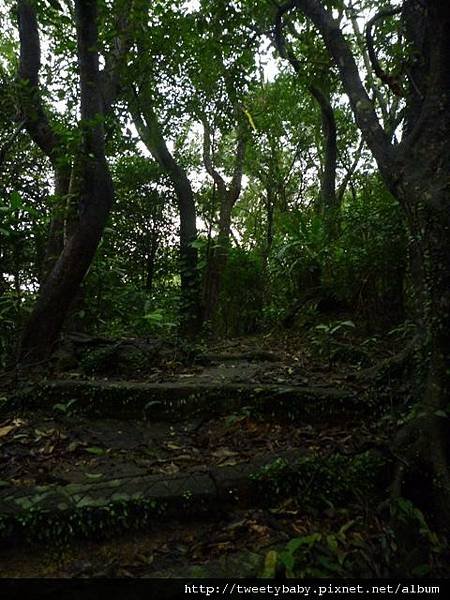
{"left": 16, "top": 0, "right": 115, "bottom": 364}
{"left": 275, "top": 0, "right": 450, "bottom": 527}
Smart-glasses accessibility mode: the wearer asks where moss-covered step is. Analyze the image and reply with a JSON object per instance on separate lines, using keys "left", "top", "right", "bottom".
{"left": 146, "top": 550, "right": 267, "bottom": 578}
{"left": 12, "top": 379, "right": 371, "bottom": 421}
{"left": 0, "top": 449, "right": 385, "bottom": 546}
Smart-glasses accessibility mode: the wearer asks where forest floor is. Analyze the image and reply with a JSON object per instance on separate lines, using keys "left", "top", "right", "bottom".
{"left": 0, "top": 329, "right": 418, "bottom": 577}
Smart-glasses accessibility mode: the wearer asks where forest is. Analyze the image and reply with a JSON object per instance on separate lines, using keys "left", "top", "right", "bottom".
{"left": 0, "top": 0, "right": 449, "bottom": 581}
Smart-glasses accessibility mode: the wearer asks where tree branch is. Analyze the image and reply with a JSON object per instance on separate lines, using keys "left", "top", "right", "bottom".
{"left": 202, "top": 117, "right": 227, "bottom": 195}
{"left": 229, "top": 119, "right": 247, "bottom": 204}
{"left": 274, "top": 0, "right": 302, "bottom": 73}
{"left": 346, "top": 1, "right": 390, "bottom": 124}
{"left": 99, "top": 0, "right": 133, "bottom": 113}
{"left": 16, "top": 0, "right": 63, "bottom": 164}
{"left": 130, "top": 90, "right": 194, "bottom": 210}
{"left": 365, "top": 7, "right": 404, "bottom": 97}
{"left": 291, "top": 0, "right": 396, "bottom": 181}
{"left": 337, "top": 137, "right": 364, "bottom": 203}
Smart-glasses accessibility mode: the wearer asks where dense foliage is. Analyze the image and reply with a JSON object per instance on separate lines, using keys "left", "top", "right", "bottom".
{"left": 0, "top": 0, "right": 411, "bottom": 355}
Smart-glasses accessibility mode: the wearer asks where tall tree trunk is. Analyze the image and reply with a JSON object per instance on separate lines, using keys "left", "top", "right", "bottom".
{"left": 279, "top": 0, "right": 450, "bottom": 528}
{"left": 18, "top": 0, "right": 114, "bottom": 365}
{"left": 393, "top": 175, "right": 450, "bottom": 525}
{"left": 309, "top": 84, "right": 339, "bottom": 237}
{"left": 392, "top": 0, "right": 450, "bottom": 529}
{"left": 202, "top": 198, "right": 233, "bottom": 324}
{"left": 273, "top": 17, "right": 340, "bottom": 237}
{"left": 129, "top": 99, "right": 201, "bottom": 334}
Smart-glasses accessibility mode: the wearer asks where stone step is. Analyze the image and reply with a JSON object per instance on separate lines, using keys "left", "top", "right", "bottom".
{"left": 0, "top": 448, "right": 385, "bottom": 546}
{"left": 12, "top": 379, "right": 370, "bottom": 421}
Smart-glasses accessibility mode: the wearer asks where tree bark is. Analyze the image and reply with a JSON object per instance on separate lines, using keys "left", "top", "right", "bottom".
{"left": 309, "top": 84, "right": 339, "bottom": 236}
{"left": 18, "top": 0, "right": 114, "bottom": 365}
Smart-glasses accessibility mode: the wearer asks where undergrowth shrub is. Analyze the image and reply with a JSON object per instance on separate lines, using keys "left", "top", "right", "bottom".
{"left": 267, "top": 175, "right": 406, "bottom": 330}
{"left": 217, "top": 248, "right": 265, "bottom": 336}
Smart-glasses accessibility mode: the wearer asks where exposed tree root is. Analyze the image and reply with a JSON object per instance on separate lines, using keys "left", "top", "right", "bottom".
{"left": 355, "top": 335, "right": 419, "bottom": 382}
{"left": 391, "top": 413, "right": 450, "bottom": 532}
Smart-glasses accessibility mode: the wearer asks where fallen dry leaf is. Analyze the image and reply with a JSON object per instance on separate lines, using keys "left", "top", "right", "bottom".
{"left": 211, "top": 447, "right": 238, "bottom": 459}
{"left": 0, "top": 425, "right": 15, "bottom": 439}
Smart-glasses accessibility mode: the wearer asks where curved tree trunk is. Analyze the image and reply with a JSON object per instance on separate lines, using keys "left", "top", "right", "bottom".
{"left": 129, "top": 100, "right": 201, "bottom": 335}
{"left": 278, "top": 0, "right": 450, "bottom": 527}
{"left": 273, "top": 17, "right": 341, "bottom": 238}
{"left": 16, "top": 0, "right": 72, "bottom": 284}
{"left": 18, "top": 0, "right": 114, "bottom": 365}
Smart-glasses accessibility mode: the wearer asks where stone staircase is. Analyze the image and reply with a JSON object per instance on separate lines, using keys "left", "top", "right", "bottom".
{"left": 0, "top": 355, "right": 389, "bottom": 576}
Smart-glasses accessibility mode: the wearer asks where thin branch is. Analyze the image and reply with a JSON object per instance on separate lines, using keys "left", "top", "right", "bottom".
{"left": 202, "top": 117, "right": 227, "bottom": 195}
{"left": 365, "top": 7, "right": 404, "bottom": 97}
{"left": 337, "top": 137, "right": 364, "bottom": 203}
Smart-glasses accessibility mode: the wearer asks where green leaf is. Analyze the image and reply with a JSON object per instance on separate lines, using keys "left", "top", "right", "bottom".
{"left": 286, "top": 533, "right": 321, "bottom": 553}
{"left": 434, "top": 410, "right": 447, "bottom": 418}
{"left": 85, "top": 446, "right": 105, "bottom": 456}
{"left": 340, "top": 320, "right": 356, "bottom": 328}
{"left": 85, "top": 472, "right": 104, "bottom": 480}
{"left": 262, "top": 550, "right": 278, "bottom": 578}
{"left": 10, "top": 191, "right": 22, "bottom": 210}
